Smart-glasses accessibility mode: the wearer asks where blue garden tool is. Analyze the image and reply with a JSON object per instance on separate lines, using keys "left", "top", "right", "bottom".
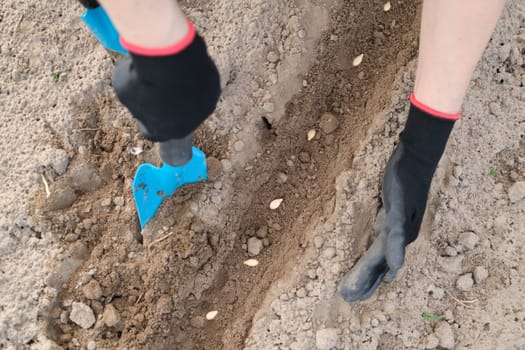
{"left": 79, "top": 0, "right": 128, "bottom": 54}
{"left": 132, "top": 137, "right": 208, "bottom": 229}
{"left": 78, "top": 4, "right": 209, "bottom": 229}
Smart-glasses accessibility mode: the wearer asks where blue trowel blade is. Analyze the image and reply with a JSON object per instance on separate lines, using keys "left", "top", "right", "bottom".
{"left": 132, "top": 147, "right": 207, "bottom": 229}
{"left": 80, "top": 6, "right": 128, "bottom": 54}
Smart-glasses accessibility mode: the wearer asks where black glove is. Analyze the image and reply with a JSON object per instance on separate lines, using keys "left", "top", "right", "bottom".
{"left": 339, "top": 96, "right": 457, "bottom": 302}
{"left": 112, "top": 28, "right": 221, "bottom": 142}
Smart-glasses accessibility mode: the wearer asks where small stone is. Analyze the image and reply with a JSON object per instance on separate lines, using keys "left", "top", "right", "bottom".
{"left": 207, "top": 157, "right": 223, "bottom": 180}
{"left": 383, "top": 300, "right": 395, "bottom": 313}
{"left": 438, "top": 256, "right": 463, "bottom": 274}
{"left": 370, "top": 318, "right": 379, "bottom": 327}
{"left": 102, "top": 304, "right": 121, "bottom": 327}
{"left": 322, "top": 247, "right": 336, "bottom": 259}
{"left": 247, "top": 237, "right": 263, "bottom": 256}
{"left": 277, "top": 173, "right": 288, "bottom": 184}
{"left": 508, "top": 181, "right": 525, "bottom": 203}
{"left": 358, "top": 71, "right": 365, "bottom": 80}
{"left": 190, "top": 316, "right": 206, "bottom": 328}
{"left": 82, "top": 280, "right": 102, "bottom": 300}
{"left": 444, "top": 310, "right": 454, "bottom": 322}
{"left": 69, "top": 302, "right": 96, "bottom": 329}
{"left": 456, "top": 273, "right": 474, "bottom": 292}
{"left": 267, "top": 51, "right": 279, "bottom": 63}
{"left": 60, "top": 311, "right": 69, "bottom": 324}
{"left": 233, "top": 140, "right": 245, "bottom": 152}
{"left": 444, "top": 246, "right": 458, "bottom": 257}
{"left": 473, "top": 266, "right": 489, "bottom": 284}
{"left": 313, "top": 236, "right": 323, "bottom": 249}
{"left": 424, "top": 334, "right": 439, "bottom": 349}
{"left": 298, "top": 152, "right": 310, "bottom": 163}
{"left": 101, "top": 198, "right": 112, "bottom": 207}
{"left": 113, "top": 196, "right": 125, "bottom": 207}
{"left": 458, "top": 231, "right": 479, "bottom": 250}
{"left": 296, "top": 288, "right": 307, "bottom": 298}
{"left": 315, "top": 328, "right": 339, "bottom": 350}
{"left": 48, "top": 186, "right": 77, "bottom": 211}
{"left": 319, "top": 113, "right": 339, "bottom": 134}
{"left": 256, "top": 226, "right": 268, "bottom": 238}
{"left": 263, "top": 102, "right": 275, "bottom": 113}
{"left": 87, "top": 341, "right": 96, "bottom": 350}
{"left": 434, "top": 321, "right": 455, "bottom": 349}
{"left": 47, "top": 149, "right": 69, "bottom": 175}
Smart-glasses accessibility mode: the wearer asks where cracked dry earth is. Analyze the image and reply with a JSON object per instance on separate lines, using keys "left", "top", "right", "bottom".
{"left": 1, "top": 0, "right": 524, "bottom": 349}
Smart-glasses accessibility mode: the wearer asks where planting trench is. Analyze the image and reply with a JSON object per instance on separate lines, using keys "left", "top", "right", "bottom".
{"left": 31, "top": 1, "right": 418, "bottom": 349}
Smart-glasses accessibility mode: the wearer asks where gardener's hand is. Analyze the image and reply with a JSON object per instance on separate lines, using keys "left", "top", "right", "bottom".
{"left": 112, "top": 22, "right": 221, "bottom": 142}
{"left": 339, "top": 95, "right": 457, "bottom": 302}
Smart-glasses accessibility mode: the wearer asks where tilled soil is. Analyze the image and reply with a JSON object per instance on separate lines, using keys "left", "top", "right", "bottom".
{"left": 2, "top": 0, "right": 524, "bottom": 349}
{"left": 30, "top": 1, "right": 418, "bottom": 349}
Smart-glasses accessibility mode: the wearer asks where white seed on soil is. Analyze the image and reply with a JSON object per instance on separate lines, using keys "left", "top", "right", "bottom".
{"left": 243, "top": 259, "right": 259, "bottom": 267}
{"left": 307, "top": 129, "right": 316, "bottom": 141}
{"left": 206, "top": 310, "right": 218, "bottom": 320}
{"left": 269, "top": 198, "right": 284, "bottom": 210}
{"left": 383, "top": 1, "right": 392, "bottom": 12}
{"left": 352, "top": 53, "right": 364, "bottom": 67}
{"left": 130, "top": 147, "right": 143, "bottom": 155}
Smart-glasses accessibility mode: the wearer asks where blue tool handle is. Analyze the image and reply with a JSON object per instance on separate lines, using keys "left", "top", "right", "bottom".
{"left": 79, "top": 1, "right": 128, "bottom": 54}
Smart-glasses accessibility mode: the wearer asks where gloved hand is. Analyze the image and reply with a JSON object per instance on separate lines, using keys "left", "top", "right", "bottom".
{"left": 339, "top": 94, "right": 458, "bottom": 302}
{"left": 112, "top": 22, "right": 221, "bottom": 143}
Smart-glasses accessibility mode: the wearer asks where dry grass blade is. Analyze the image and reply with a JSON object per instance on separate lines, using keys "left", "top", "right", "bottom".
{"left": 147, "top": 231, "right": 175, "bottom": 252}
{"left": 41, "top": 174, "right": 51, "bottom": 198}
{"left": 423, "top": 272, "right": 479, "bottom": 308}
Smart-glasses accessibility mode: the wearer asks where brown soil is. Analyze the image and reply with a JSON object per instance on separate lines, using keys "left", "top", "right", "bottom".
{"left": 31, "top": 1, "right": 419, "bottom": 349}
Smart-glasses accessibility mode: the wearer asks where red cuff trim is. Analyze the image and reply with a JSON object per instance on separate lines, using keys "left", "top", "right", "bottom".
{"left": 120, "top": 21, "right": 196, "bottom": 56}
{"left": 410, "top": 93, "right": 460, "bottom": 121}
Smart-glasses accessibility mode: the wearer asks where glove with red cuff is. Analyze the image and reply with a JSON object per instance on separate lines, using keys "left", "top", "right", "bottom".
{"left": 339, "top": 94, "right": 459, "bottom": 302}
{"left": 112, "top": 22, "right": 221, "bottom": 143}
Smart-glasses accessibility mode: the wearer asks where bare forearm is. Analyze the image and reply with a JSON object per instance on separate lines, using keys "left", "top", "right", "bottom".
{"left": 414, "top": 0, "right": 506, "bottom": 113}
{"left": 97, "top": 0, "right": 189, "bottom": 48}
